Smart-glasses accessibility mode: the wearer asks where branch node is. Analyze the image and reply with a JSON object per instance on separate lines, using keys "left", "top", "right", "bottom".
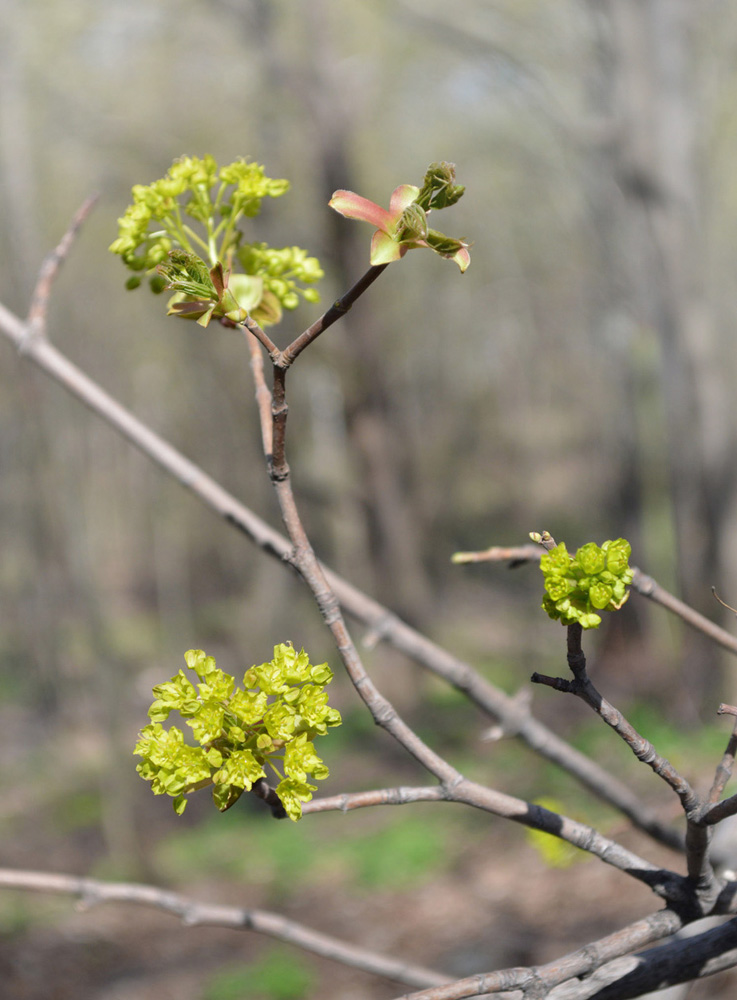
{"left": 362, "top": 613, "right": 398, "bottom": 650}
{"left": 17, "top": 317, "right": 46, "bottom": 355}
{"left": 480, "top": 687, "right": 532, "bottom": 741}
{"left": 441, "top": 774, "right": 464, "bottom": 796}
{"left": 268, "top": 462, "right": 290, "bottom": 483}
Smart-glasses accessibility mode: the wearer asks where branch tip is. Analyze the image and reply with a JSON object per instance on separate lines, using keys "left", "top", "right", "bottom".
{"left": 713, "top": 587, "right": 737, "bottom": 616}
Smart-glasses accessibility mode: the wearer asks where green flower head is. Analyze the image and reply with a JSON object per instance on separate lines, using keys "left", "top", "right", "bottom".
{"left": 111, "top": 156, "right": 324, "bottom": 326}
{"left": 134, "top": 643, "right": 341, "bottom": 820}
{"left": 537, "top": 537, "right": 633, "bottom": 630}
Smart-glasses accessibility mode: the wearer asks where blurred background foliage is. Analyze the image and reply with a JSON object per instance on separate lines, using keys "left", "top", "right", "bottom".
{"left": 4, "top": 1, "right": 737, "bottom": 996}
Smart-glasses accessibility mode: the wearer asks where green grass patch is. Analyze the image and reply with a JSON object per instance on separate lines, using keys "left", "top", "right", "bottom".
{"left": 201, "top": 948, "right": 315, "bottom": 1000}
{"left": 310, "top": 810, "right": 455, "bottom": 891}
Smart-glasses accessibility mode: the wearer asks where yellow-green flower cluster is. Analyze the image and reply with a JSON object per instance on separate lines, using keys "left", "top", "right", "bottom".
{"left": 238, "top": 243, "right": 324, "bottom": 311}
{"left": 109, "top": 155, "right": 323, "bottom": 325}
{"left": 540, "top": 539, "right": 633, "bottom": 630}
{"left": 134, "top": 643, "right": 341, "bottom": 821}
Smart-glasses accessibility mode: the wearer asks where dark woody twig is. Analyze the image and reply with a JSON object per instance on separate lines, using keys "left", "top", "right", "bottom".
{"left": 533, "top": 625, "right": 700, "bottom": 816}
{"left": 278, "top": 263, "right": 389, "bottom": 365}
{"left": 532, "top": 624, "right": 723, "bottom": 900}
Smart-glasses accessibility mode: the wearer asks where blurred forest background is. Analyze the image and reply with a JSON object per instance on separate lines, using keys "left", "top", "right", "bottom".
{"left": 4, "top": 1, "right": 737, "bottom": 998}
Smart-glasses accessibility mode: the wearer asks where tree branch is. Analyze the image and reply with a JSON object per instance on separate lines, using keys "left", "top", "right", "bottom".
{"left": 533, "top": 625, "right": 700, "bottom": 817}
{"left": 391, "top": 909, "right": 684, "bottom": 1000}
{"left": 532, "top": 624, "right": 722, "bottom": 899}
{"left": 304, "top": 784, "right": 683, "bottom": 899}
{"left": 459, "top": 544, "right": 737, "bottom": 660}
{"left": 0, "top": 290, "right": 683, "bottom": 852}
{"left": 0, "top": 868, "right": 449, "bottom": 989}
{"left": 249, "top": 326, "right": 463, "bottom": 787}
{"left": 278, "top": 263, "right": 389, "bottom": 366}
{"left": 709, "top": 711, "right": 737, "bottom": 804}
{"left": 25, "top": 194, "right": 99, "bottom": 339}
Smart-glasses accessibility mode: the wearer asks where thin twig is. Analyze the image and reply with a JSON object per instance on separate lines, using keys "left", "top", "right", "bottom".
{"left": 26, "top": 194, "right": 100, "bottom": 338}
{"left": 709, "top": 715, "right": 737, "bottom": 804}
{"left": 702, "top": 792, "right": 737, "bottom": 827}
{"left": 278, "top": 263, "right": 389, "bottom": 366}
{"left": 464, "top": 543, "right": 737, "bottom": 660}
{"left": 0, "top": 868, "right": 449, "bottom": 989}
{"left": 534, "top": 626, "right": 700, "bottom": 816}
{"left": 303, "top": 786, "right": 447, "bottom": 814}
{"left": 241, "top": 314, "right": 279, "bottom": 358}
{"left": 306, "top": 787, "right": 684, "bottom": 899}
{"left": 244, "top": 329, "right": 273, "bottom": 458}
{"left": 533, "top": 626, "right": 719, "bottom": 898}
{"left": 250, "top": 329, "right": 462, "bottom": 787}
{"left": 304, "top": 784, "right": 681, "bottom": 898}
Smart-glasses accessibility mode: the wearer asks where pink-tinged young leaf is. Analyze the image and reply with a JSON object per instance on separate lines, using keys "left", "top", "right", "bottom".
{"left": 209, "top": 262, "right": 227, "bottom": 298}
{"left": 328, "top": 190, "right": 394, "bottom": 231}
{"left": 330, "top": 178, "right": 468, "bottom": 271}
{"left": 370, "top": 229, "right": 406, "bottom": 266}
{"left": 388, "top": 184, "right": 421, "bottom": 217}
{"left": 453, "top": 246, "right": 471, "bottom": 272}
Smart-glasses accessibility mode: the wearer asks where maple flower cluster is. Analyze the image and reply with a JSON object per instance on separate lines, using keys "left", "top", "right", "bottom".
{"left": 134, "top": 644, "right": 341, "bottom": 821}
{"left": 538, "top": 538, "right": 633, "bottom": 630}
{"left": 109, "top": 155, "right": 323, "bottom": 327}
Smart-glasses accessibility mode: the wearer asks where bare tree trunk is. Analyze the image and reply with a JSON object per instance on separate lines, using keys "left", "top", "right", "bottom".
{"left": 596, "top": 0, "right": 733, "bottom": 703}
